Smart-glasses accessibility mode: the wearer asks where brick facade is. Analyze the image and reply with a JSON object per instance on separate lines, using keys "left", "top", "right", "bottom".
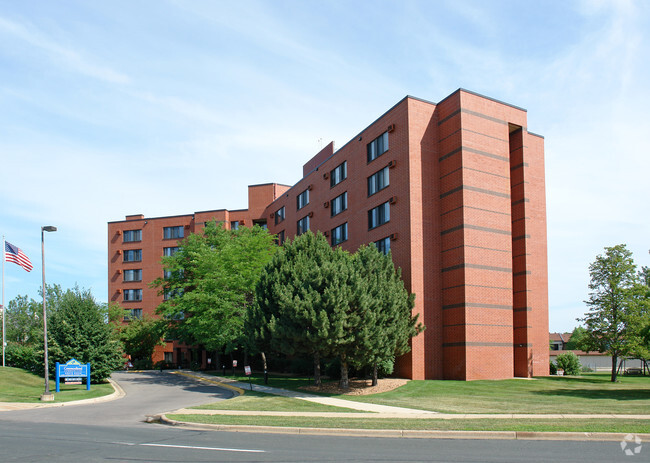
{"left": 108, "top": 89, "right": 549, "bottom": 379}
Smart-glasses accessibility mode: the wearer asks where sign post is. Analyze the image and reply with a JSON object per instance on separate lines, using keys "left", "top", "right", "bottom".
{"left": 244, "top": 365, "right": 252, "bottom": 390}
{"left": 55, "top": 359, "right": 91, "bottom": 393}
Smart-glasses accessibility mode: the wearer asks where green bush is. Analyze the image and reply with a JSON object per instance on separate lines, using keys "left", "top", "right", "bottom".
{"left": 549, "top": 361, "right": 557, "bottom": 375}
{"left": 5, "top": 343, "right": 40, "bottom": 373}
{"left": 555, "top": 352, "right": 581, "bottom": 376}
{"left": 133, "top": 358, "right": 152, "bottom": 370}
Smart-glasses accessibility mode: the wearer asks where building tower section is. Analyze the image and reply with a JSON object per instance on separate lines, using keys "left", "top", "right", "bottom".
{"left": 263, "top": 89, "right": 548, "bottom": 380}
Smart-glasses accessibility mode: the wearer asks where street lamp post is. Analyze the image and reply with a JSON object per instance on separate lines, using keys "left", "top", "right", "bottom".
{"left": 40, "top": 225, "right": 56, "bottom": 402}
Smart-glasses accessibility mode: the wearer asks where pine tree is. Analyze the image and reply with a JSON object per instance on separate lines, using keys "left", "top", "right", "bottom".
{"left": 251, "top": 231, "right": 337, "bottom": 385}
{"left": 49, "top": 287, "right": 124, "bottom": 382}
{"left": 349, "top": 245, "right": 422, "bottom": 385}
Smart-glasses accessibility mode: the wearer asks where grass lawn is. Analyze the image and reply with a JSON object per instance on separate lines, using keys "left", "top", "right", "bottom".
{"left": 191, "top": 390, "right": 365, "bottom": 412}
{"left": 342, "top": 374, "right": 650, "bottom": 414}
{"left": 166, "top": 414, "right": 650, "bottom": 434}
{"left": 0, "top": 366, "right": 114, "bottom": 403}
{"left": 209, "top": 372, "right": 650, "bottom": 414}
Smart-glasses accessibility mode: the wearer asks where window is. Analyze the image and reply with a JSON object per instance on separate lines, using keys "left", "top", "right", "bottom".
{"left": 123, "top": 249, "right": 142, "bottom": 262}
{"left": 231, "top": 221, "right": 239, "bottom": 230}
{"left": 164, "top": 288, "right": 183, "bottom": 300}
{"left": 331, "top": 223, "right": 348, "bottom": 246}
{"left": 163, "top": 247, "right": 179, "bottom": 257}
{"left": 163, "top": 226, "right": 184, "bottom": 240}
{"left": 164, "top": 269, "right": 172, "bottom": 279}
{"left": 367, "top": 131, "right": 389, "bottom": 163}
{"left": 123, "top": 308, "right": 142, "bottom": 321}
{"left": 297, "top": 216, "right": 310, "bottom": 235}
{"left": 330, "top": 192, "right": 348, "bottom": 217}
{"left": 330, "top": 161, "right": 347, "bottom": 187}
{"left": 164, "top": 352, "right": 173, "bottom": 363}
{"left": 275, "top": 206, "right": 285, "bottom": 225}
{"left": 374, "top": 237, "right": 391, "bottom": 255}
{"left": 253, "top": 219, "right": 268, "bottom": 229}
{"left": 123, "top": 289, "right": 142, "bottom": 302}
{"left": 368, "top": 202, "right": 390, "bottom": 229}
{"left": 123, "top": 269, "right": 142, "bottom": 282}
{"left": 276, "top": 230, "right": 285, "bottom": 245}
{"left": 297, "top": 189, "right": 309, "bottom": 210}
{"left": 123, "top": 230, "right": 142, "bottom": 243}
{"left": 368, "top": 166, "right": 389, "bottom": 196}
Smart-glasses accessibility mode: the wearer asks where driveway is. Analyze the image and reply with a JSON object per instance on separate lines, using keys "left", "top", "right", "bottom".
{"left": 0, "top": 370, "right": 233, "bottom": 426}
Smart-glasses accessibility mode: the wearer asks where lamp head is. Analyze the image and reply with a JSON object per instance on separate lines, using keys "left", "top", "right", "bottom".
{"left": 42, "top": 226, "right": 57, "bottom": 232}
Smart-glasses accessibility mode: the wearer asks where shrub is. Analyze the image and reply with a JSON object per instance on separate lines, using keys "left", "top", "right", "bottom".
{"left": 5, "top": 343, "right": 40, "bottom": 373}
{"left": 549, "top": 361, "right": 557, "bottom": 375}
{"left": 133, "top": 358, "right": 152, "bottom": 370}
{"left": 555, "top": 352, "right": 581, "bottom": 376}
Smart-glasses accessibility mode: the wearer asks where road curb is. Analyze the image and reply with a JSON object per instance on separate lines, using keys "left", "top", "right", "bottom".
{"left": 155, "top": 414, "right": 650, "bottom": 442}
{"left": 0, "top": 377, "right": 125, "bottom": 411}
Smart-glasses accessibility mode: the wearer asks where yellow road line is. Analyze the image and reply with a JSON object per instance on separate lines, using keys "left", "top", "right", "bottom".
{"left": 172, "top": 371, "right": 245, "bottom": 395}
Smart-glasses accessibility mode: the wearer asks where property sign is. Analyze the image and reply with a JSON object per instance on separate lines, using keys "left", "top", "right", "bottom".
{"left": 55, "top": 359, "right": 91, "bottom": 392}
{"left": 244, "top": 365, "right": 251, "bottom": 376}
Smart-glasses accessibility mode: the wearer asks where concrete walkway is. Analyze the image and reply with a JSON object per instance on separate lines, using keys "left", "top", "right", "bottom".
{"left": 172, "top": 370, "right": 437, "bottom": 414}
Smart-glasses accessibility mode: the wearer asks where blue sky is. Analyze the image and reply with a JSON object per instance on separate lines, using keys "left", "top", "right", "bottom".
{"left": 1, "top": 0, "right": 649, "bottom": 332}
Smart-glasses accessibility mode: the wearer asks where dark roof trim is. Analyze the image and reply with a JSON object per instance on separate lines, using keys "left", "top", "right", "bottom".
{"left": 248, "top": 182, "right": 292, "bottom": 188}
{"left": 438, "top": 88, "right": 527, "bottom": 113}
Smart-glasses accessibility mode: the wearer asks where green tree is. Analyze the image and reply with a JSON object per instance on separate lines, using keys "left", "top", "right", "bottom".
{"left": 2, "top": 295, "right": 42, "bottom": 345}
{"left": 349, "top": 245, "right": 422, "bottom": 386}
{"left": 118, "top": 315, "right": 166, "bottom": 369}
{"left": 564, "top": 326, "right": 588, "bottom": 351}
{"left": 578, "top": 245, "right": 646, "bottom": 382}
{"left": 153, "top": 221, "right": 277, "bottom": 354}
{"left": 49, "top": 286, "right": 124, "bottom": 382}
{"left": 555, "top": 351, "right": 581, "bottom": 375}
{"left": 250, "top": 231, "right": 336, "bottom": 386}
{"left": 251, "top": 233, "right": 423, "bottom": 389}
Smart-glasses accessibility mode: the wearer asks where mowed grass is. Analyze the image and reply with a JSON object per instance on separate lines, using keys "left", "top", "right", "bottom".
{"left": 340, "top": 374, "right": 650, "bottom": 414}
{"left": 209, "top": 372, "right": 650, "bottom": 414}
{"left": 166, "top": 414, "right": 650, "bottom": 434}
{"left": 191, "top": 390, "right": 366, "bottom": 412}
{"left": 0, "top": 367, "right": 114, "bottom": 403}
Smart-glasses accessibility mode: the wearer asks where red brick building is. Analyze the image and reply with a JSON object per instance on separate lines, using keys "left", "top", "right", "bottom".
{"left": 108, "top": 89, "right": 549, "bottom": 380}
{"left": 107, "top": 183, "right": 290, "bottom": 366}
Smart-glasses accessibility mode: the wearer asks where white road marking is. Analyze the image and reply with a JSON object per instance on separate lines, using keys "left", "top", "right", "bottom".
{"left": 113, "top": 442, "right": 265, "bottom": 453}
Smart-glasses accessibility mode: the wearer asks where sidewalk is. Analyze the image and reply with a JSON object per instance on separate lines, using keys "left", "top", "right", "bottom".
{"left": 173, "top": 370, "right": 436, "bottom": 414}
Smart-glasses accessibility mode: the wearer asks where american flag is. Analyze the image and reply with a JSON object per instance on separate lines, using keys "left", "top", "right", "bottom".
{"left": 4, "top": 241, "right": 33, "bottom": 272}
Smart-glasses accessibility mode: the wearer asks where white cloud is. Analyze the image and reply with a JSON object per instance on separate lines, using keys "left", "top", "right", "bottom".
{"left": 0, "top": 15, "right": 130, "bottom": 84}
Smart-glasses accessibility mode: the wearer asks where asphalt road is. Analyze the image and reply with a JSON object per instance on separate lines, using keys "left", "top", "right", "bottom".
{"left": 0, "top": 371, "right": 643, "bottom": 462}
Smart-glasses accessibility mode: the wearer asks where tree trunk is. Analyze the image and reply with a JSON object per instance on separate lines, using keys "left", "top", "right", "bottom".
{"left": 261, "top": 352, "right": 268, "bottom": 384}
{"left": 313, "top": 352, "right": 321, "bottom": 386}
{"left": 611, "top": 355, "right": 618, "bottom": 382}
{"left": 372, "top": 362, "right": 378, "bottom": 387}
{"left": 339, "top": 355, "right": 349, "bottom": 389}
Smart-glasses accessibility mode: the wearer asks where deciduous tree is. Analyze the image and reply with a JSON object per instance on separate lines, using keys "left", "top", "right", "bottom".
{"left": 578, "top": 245, "right": 646, "bottom": 382}
{"left": 153, "top": 221, "right": 277, "bottom": 354}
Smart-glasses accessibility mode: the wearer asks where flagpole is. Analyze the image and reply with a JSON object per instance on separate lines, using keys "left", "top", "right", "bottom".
{"left": 2, "top": 235, "right": 6, "bottom": 367}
